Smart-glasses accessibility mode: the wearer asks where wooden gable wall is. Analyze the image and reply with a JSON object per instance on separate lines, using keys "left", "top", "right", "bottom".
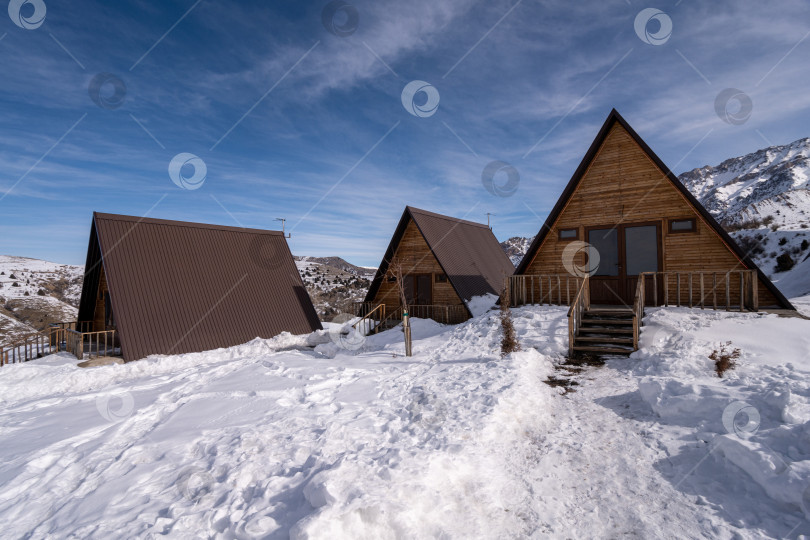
{"left": 370, "top": 219, "right": 464, "bottom": 310}
{"left": 523, "top": 123, "right": 780, "bottom": 307}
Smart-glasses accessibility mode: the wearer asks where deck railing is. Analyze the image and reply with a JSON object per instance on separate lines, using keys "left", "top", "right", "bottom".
{"left": 65, "top": 329, "right": 117, "bottom": 361}
{"left": 406, "top": 304, "right": 469, "bottom": 325}
{"left": 566, "top": 275, "right": 590, "bottom": 357}
{"left": 507, "top": 275, "right": 585, "bottom": 308}
{"left": 636, "top": 270, "right": 758, "bottom": 311}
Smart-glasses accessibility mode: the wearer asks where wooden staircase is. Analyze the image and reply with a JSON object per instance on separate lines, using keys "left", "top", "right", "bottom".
{"left": 572, "top": 308, "right": 635, "bottom": 355}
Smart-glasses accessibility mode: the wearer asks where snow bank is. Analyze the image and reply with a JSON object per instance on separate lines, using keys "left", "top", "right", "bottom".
{"left": 633, "top": 307, "right": 810, "bottom": 520}
{"left": 466, "top": 293, "right": 499, "bottom": 317}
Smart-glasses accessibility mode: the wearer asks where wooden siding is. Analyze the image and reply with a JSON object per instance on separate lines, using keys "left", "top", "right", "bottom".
{"left": 92, "top": 265, "right": 108, "bottom": 331}
{"left": 370, "top": 219, "right": 465, "bottom": 310}
{"left": 523, "top": 123, "right": 780, "bottom": 307}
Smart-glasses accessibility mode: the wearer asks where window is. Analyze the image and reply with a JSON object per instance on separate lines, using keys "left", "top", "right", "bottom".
{"left": 558, "top": 228, "right": 579, "bottom": 241}
{"left": 669, "top": 218, "right": 696, "bottom": 234}
{"left": 435, "top": 273, "right": 448, "bottom": 283}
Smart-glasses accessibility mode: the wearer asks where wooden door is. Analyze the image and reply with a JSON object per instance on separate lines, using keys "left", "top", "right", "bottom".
{"left": 587, "top": 228, "right": 622, "bottom": 304}
{"left": 587, "top": 222, "right": 661, "bottom": 306}
{"left": 405, "top": 274, "right": 433, "bottom": 305}
{"left": 623, "top": 224, "right": 662, "bottom": 306}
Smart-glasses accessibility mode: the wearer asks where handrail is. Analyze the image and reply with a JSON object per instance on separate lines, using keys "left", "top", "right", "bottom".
{"left": 352, "top": 303, "right": 385, "bottom": 336}
{"left": 632, "top": 276, "right": 645, "bottom": 351}
{"left": 567, "top": 275, "right": 590, "bottom": 357}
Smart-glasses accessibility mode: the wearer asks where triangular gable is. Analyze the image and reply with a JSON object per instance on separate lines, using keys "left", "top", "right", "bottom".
{"left": 515, "top": 109, "right": 794, "bottom": 310}
{"left": 364, "top": 207, "right": 514, "bottom": 311}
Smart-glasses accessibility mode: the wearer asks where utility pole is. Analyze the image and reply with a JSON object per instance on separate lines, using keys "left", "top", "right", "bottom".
{"left": 275, "top": 218, "right": 291, "bottom": 239}
{"left": 486, "top": 212, "right": 495, "bottom": 230}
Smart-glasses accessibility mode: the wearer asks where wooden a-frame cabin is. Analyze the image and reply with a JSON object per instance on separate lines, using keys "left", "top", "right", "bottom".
{"left": 73, "top": 213, "right": 322, "bottom": 362}
{"left": 511, "top": 110, "right": 794, "bottom": 356}
{"left": 359, "top": 207, "right": 514, "bottom": 327}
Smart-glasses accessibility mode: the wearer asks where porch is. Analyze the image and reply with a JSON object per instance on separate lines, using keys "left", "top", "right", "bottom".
{"left": 507, "top": 270, "right": 761, "bottom": 357}
{"left": 351, "top": 302, "right": 469, "bottom": 335}
{"left": 0, "top": 321, "right": 119, "bottom": 367}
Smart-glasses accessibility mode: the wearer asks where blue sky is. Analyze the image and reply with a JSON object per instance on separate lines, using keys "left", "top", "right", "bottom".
{"left": 2, "top": 0, "right": 809, "bottom": 266}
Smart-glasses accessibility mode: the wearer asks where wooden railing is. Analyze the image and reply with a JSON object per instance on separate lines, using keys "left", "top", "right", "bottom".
{"left": 1, "top": 330, "right": 58, "bottom": 366}
{"left": 352, "top": 303, "right": 385, "bottom": 336}
{"left": 406, "top": 305, "right": 469, "bottom": 325}
{"left": 508, "top": 275, "right": 585, "bottom": 307}
{"left": 351, "top": 302, "right": 375, "bottom": 318}
{"left": 636, "top": 270, "right": 758, "bottom": 311}
{"left": 632, "top": 276, "right": 644, "bottom": 351}
{"left": 567, "top": 275, "right": 590, "bottom": 357}
{"left": 66, "top": 329, "right": 117, "bottom": 361}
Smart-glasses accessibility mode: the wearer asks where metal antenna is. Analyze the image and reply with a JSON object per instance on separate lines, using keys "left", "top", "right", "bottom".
{"left": 275, "top": 218, "right": 291, "bottom": 239}
{"left": 486, "top": 212, "right": 496, "bottom": 229}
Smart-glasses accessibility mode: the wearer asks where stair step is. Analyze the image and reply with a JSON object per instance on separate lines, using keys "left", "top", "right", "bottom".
{"left": 581, "top": 318, "right": 634, "bottom": 325}
{"left": 572, "top": 345, "right": 635, "bottom": 355}
{"left": 585, "top": 309, "right": 634, "bottom": 316}
{"left": 579, "top": 327, "right": 634, "bottom": 335}
{"left": 575, "top": 336, "right": 634, "bottom": 344}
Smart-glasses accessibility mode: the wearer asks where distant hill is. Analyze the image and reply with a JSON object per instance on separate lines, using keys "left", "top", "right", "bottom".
{"left": 678, "top": 136, "right": 810, "bottom": 298}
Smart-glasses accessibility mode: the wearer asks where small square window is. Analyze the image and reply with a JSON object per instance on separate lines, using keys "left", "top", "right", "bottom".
{"left": 435, "top": 273, "right": 448, "bottom": 283}
{"left": 669, "top": 218, "right": 696, "bottom": 234}
{"left": 558, "top": 228, "right": 578, "bottom": 241}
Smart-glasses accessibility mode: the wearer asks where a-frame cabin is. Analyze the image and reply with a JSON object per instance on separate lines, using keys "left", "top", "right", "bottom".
{"left": 362, "top": 207, "right": 514, "bottom": 325}
{"left": 512, "top": 110, "right": 792, "bottom": 354}
{"left": 77, "top": 212, "right": 322, "bottom": 362}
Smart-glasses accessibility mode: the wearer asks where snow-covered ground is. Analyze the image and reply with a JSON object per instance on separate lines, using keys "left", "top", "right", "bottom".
{"left": 0, "top": 300, "right": 809, "bottom": 538}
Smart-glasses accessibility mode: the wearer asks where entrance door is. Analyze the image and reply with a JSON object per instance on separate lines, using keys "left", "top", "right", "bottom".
{"left": 587, "top": 222, "right": 661, "bottom": 306}
{"left": 404, "top": 274, "right": 432, "bottom": 305}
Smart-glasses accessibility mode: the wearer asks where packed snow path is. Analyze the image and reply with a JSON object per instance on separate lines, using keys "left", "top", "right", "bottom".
{"left": 0, "top": 303, "right": 808, "bottom": 538}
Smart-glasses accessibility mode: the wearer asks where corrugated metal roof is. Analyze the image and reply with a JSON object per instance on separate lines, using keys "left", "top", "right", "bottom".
{"left": 364, "top": 207, "right": 514, "bottom": 310}
{"left": 78, "top": 212, "right": 321, "bottom": 362}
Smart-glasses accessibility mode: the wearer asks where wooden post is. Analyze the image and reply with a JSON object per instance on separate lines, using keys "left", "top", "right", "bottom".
{"left": 739, "top": 271, "right": 744, "bottom": 312}
{"left": 676, "top": 273, "right": 681, "bottom": 307}
{"left": 725, "top": 273, "right": 730, "bottom": 310}
{"left": 751, "top": 271, "right": 759, "bottom": 312}
{"left": 664, "top": 273, "right": 669, "bottom": 306}
{"left": 712, "top": 273, "right": 717, "bottom": 310}
{"left": 653, "top": 273, "right": 658, "bottom": 306}
{"left": 700, "top": 273, "right": 705, "bottom": 309}
{"left": 556, "top": 276, "right": 562, "bottom": 305}
{"left": 688, "top": 273, "right": 693, "bottom": 308}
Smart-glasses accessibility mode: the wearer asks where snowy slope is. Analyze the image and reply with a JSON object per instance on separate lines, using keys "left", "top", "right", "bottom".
{"left": 0, "top": 303, "right": 808, "bottom": 538}
{"left": 0, "top": 255, "right": 83, "bottom": 305}
{"left": 678, "top": 138, "right": 810, "bottom": 298}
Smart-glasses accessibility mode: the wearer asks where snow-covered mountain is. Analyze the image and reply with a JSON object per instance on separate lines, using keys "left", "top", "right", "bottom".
{"left": 500, "top": 236, "right": 535, "bottom": 267}
{"left": 678, "top": 137, "right": 810, "bottom": 298}
{"left": 678, "top": 137, "right": 810, "bottom": 229}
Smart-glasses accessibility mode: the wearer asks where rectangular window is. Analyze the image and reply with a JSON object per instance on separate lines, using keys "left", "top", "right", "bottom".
{"left": 435, "top": 273, "right": 448, "bottom": 283}
{"left": 669, "top": 218, "right": 696, "bottom": 234}
{"left": 558, "top": 228, "right": 578, "bottom": 241}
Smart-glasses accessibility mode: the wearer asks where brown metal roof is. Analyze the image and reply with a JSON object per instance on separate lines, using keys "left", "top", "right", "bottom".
{"left": 78, "top": 212, "right": 321, "bottom": 362}
{"left": 364, "top": 207, "right": 515, "bottom": 311}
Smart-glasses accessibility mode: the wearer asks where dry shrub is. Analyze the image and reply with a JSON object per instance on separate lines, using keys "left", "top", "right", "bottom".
{"left": 500, "top": 286, "right": 521, "bottom": 357}
{"left": 710, "top": 341, "right": 741, "bottom": 377}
